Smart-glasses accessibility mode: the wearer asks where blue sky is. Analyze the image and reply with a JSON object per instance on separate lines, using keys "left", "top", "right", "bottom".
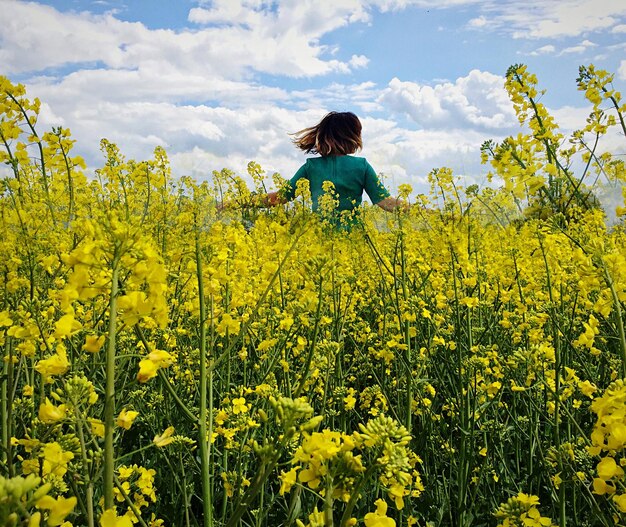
{"left": 1, "top": 0, "right": 625, "bottom": 197}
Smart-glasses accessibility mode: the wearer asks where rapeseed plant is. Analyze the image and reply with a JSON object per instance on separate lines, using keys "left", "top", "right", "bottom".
{"left": 1, "top": 65, "right": 626, "bottom": 527}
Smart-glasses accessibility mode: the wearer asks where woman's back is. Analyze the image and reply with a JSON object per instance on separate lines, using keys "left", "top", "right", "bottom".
{"left": 289, "top": 155, "right": 389, "bottom": 213}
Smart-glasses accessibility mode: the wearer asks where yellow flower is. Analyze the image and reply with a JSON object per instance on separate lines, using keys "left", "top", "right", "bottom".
{"left": 36, "top": 495, "right": 77, "bottom": 526}
{"left": 136, "top": 466, "right": 157, "bottom": 500}
{"left": 54, "top": 313, "right": 82, "bottom": 339}
{"left": 578, "top": 380, "right": 597, "bottom": 398}
{"left": 279, "top": 467, "right": 298, "bottom": 495}
{"left": 147, "top": 349, "right": 172, "bottom": 367}
{"left": 114, "top": 480, "right": 130, "bottom": 502}
{"left": 592, "top": 477, "right": 615, "bottom": 495}
{"left": 300, "top": 430, "right": 342, "bottom": 460}
{"left": 515, "top": 493, "right": 540, "bottom": 507}
{"left": 89, "top": 418, "right": 105, "bottom": 438}
{"left": 35, "top": 349, "right": 70, "bottom": 381}
{"left": 216, "top": 313, "right": 241, "bottom": 337}
{"left": 100, "top": 508, "right": 134, "bottom": 527}
{"left": 118, "top": 465, "right": 135, "bottom": 480}
{"left": 388, "top": 483, "right": 407, "bottom": 509}
{"left": 460, "top": 296, "right": 479, "bottom": 308}
{"left": 487, "top": 381, "right": 502, "bottom": 397}
{"left": 232, "top": 397, "right": 248, "bottom": 415}
{"left": 522, "top": 507, "right": 554, "bottom": 526}
{"left": 117, "top": 291, "right": 155, "bottom": 325}
{"left": 153, "top": 426, "right": 175, "bottom": 447}
{"left": 597, "top": 456, "right": 624, "bottom": 480}
{"left": 398, "top": 183, "right": 412, "bottom": 198}
{"left": 38, "top": 399, "right": 67, "bottom": 424}
{"left": 137, "top": 358, "right": 159, "bottom": 383}
{"left": 613, "top": 494, "right": 626, "bottom": 513}
{"left": 364, "top": 499, "right": 396, "bottom": 527}
{"left": 83, "top": 334, "right": 105, "bottom": 353}
{"left": 148, "top": 515, "right": 164, "bottom": 527}
{"left": 29, "top": 512, "right": 41, "bottom": 527}
{"left": 116, "top": 408, "right": 139, "bottom": 430}
{"left": 298, "top": 464, "right": 322, "bottom": 490}
{"left": 0, "top": 310, "right": 13, "bottom": 326}
{"left": 297, "top": 507, "right": 325, "bottom": 527}
{"left": 42, "top": 442, "right": 74, "bottom": 477}
{"left": 344, "top": 390, "right": 357, "bottom": 410}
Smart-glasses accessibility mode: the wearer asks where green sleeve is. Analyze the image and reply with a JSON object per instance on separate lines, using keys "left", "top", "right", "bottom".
{"left": 281, "top": 162, "right": 308, "bottom": 201}
{"left": 363, "top": 160, "right": 390, "bottom": 204}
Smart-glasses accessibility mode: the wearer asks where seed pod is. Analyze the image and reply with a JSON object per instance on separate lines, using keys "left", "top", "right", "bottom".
{"left": 32, "top": 481, "right": 52, "bottom": 501}
{"left": 10, "top": 479, "right": 24, "bottom": 499}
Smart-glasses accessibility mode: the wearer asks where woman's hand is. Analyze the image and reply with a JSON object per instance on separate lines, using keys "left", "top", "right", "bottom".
{"left": 376, "top": 196, "right": 410, "bottom": 212}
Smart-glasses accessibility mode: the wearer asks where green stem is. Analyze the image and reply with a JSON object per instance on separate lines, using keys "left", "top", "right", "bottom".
{"left": 57, "top": 129, "right": 75, "bottom": 223}
{"left": 114, "top": 443, "right": 155, "bottom": 463}
{"left": 113, "top": 475, "right": 149, "bottom": 527}
{"left": 324, "top": 475, "right": 334, "bottom": 527}
{"left": 1, "top": 337, "right": 13, "bottom": 477}
{"left": 602, "top": 88, "right": 626, "bottom": 138}
{"left": 399, "top": 227, "right": 412, "bottom": 432}
{"left": 104, "top": 256, "right": 120, "bottom": 509}
{"left": 6, "top": 92, "right": 56, "bottom": 225}
{"left": 74, "top": 407, "right": 95, "bottom": 527}
{"left": 196, "top": 221, "right": 213, "bottom": 527}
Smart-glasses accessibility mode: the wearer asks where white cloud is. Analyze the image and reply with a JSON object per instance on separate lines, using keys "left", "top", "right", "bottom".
{"left": 619, "top": 60, "right": 626, "bottom": 81}
{"left": 550, "top": 105, "right": 595, "bottom": 132}
{"left": 529, "top": 45, "right": 556, "bottom": 56}
{"left": 349, "top": 55, "right": 370, "bottom": 69}
{"left": 361, "top": 124, "right": 495, "bottom": 193}
{"left": 291, "top": 82, "right": 382, "bottom": 113}
{"left": 468, "top": 0, "right": 626, "bottom": 39}
{"left": 378, "top": 70, "right": 517, "bottom": 131}
{"left": 468, "top": 15, "right": 488, "bottom": 28}
{"left": 559, "top": 39, "right": 597, "bottom": 55}
{"left": 27, "top": 68, "right": 290, "bottom": 106}
{"left": 186, "top": 0, "right": 374, "bottom": 77}
{"left": 0, "top": 0, "right": 369, "bottom": 78}
{"left": 370, "top": 0, "right": 482, "bottom": 10}
{"left": 0, "top": 2, "right": 128, "bottom": 74}
{"left": 613, "top": 24, "right": 626, "bottom": 33}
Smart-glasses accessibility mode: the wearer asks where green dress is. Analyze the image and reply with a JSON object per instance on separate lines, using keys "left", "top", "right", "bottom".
{"left": 282, "top": 155, "right": 390, "bottom": 214}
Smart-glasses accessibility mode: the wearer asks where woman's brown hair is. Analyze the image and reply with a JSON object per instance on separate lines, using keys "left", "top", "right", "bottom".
{"left": 291, "top": 111, "right": 363, "bottom": 156}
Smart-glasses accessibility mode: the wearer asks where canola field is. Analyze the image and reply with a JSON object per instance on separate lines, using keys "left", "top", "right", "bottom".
{"left": 1, "top": 66, "right": 626, "bottom": 527}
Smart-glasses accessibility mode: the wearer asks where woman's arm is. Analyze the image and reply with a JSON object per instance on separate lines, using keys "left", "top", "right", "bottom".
{"left": 376, "top": 196, "right": 409, "bottom": 212}
{"left": 258, "top": 191, "right": 288, "bottom": 207}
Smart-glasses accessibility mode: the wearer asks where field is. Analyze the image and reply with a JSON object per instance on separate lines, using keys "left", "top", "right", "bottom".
{"left": 1, "top": 65, "right": 626, "bottom": 527}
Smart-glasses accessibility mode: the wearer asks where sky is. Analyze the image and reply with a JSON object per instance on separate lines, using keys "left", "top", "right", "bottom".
{"left": 1, "top": 0, "right": 626, "bottom": 198}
